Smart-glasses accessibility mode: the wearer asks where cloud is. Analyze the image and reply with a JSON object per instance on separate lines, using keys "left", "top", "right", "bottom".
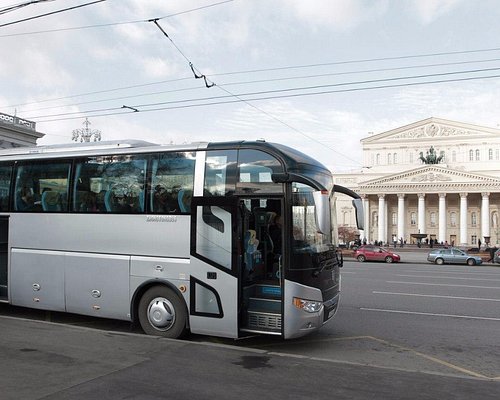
{"left": 283, "top": 0, "right": 389, "bottom": 31}
{"left": 411, "top": 0, "right": 464, "bottom": 24}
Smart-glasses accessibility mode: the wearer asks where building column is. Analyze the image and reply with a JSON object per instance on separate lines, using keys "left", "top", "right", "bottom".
{"left": 397, "top": 194, "right": 405, "bottom": 242}
{"left": 378, "top": 194, "right": 385, "bottom": 243}
{"left": 481, "top": 192, "right": 490, "bottom": 243}
{"left": 460, "top": 193, "right": 468, "bottom": 246}
{"left": 362, "top": 195, "right": 370, "bottom": 243}
{"left": 438, "top": 193, "right": 446, "bottom": 243}
{"left": 417, "top": 193, "right": 426, "bottom": 234}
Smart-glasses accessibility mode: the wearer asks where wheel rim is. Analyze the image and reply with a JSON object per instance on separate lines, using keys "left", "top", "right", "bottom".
{"left": 436, "top": 258, "right": 443, "bottom": 265}
{"left": 358, "top": 255, "right": 365, "bottom": 262}
{"left": 386, "top": 257, "right": 393, "bottom": 263}
{"left": 147, "top": 297, "right": 176, "bottom": 331}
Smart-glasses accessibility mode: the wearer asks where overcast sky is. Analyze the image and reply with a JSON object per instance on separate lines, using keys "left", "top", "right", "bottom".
{"left": 1, "top": 0, "right": 500, "bottom": 171}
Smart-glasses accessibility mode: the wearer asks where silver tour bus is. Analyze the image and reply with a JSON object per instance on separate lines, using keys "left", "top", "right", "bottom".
{"left": 0, "top": 140, "right": 363, "bottom": 339}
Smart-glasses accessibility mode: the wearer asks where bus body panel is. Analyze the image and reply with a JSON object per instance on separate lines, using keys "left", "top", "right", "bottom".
{"left": 283, "top": 279, "right": 324, "bottom": 339}
{"left": 65, "top": 252, "right": 130, "bottom": 319}
{"left": 10, "top": 248, "right": 66, "bottom": 311}
{"left": 8, "top": 214, "right": 191, "bottom": 259}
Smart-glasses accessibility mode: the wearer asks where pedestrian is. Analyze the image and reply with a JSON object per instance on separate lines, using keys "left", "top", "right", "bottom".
{"left": 478, "top": 239, "right": 481, "bottom": 251}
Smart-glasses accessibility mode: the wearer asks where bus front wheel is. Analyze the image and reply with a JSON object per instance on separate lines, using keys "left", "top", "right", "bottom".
{"left": 138, "top": 286, "right": 187, "bottom": 338}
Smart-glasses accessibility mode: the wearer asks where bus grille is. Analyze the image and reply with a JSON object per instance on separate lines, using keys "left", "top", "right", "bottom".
{"left": 247, "top": 311, "right": 282, "bottom": 331}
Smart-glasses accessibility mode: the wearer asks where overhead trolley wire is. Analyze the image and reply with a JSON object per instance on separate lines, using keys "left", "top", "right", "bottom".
{"left": 0, "top": 0, "right": 106, "bottom": 28}
{"left": 0, "top": 0, "right": 235, "bottom": 36}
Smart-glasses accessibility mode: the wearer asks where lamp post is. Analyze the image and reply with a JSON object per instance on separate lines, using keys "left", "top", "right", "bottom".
{"left": 72, "top": 118, "right": 101, "bottom": 142}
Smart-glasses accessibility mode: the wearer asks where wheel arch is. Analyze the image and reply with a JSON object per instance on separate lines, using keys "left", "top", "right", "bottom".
{"left": 130, "top": 280, "right": 188, "bottom": 328}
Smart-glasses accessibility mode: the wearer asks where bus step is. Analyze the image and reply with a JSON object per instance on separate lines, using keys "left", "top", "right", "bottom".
{"left": 245, "top": 310, "right": 282, "bottom": 332}
{"left": 248, "top": 297, "right": 281, "bottom": 313}
{"left": 254, "top": 284, "right": 281, "bottom": 299}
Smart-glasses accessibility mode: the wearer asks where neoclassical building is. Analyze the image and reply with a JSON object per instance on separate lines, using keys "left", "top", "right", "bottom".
{"left": 0, "top": 112, "right": 44, "bottom": 148}
{"left": 334, "top": 117, "right": 500, "bottom": 247}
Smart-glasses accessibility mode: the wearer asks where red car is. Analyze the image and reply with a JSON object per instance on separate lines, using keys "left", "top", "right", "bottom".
{"left": 353, "top": 245, "right": 401, "bottom": 263}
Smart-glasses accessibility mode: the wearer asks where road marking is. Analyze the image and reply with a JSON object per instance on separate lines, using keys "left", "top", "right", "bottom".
{"left": 373, "top": 291, "right": 500, "bottom": 302}
{"left": 361, "top": 307, "right": 500, "bottom": 321}
{"left": 387, "top": 281, "right": 500, "bottom": 289}
{"left": 366, "top": 336, "right": 489, "bottom": 380}
{"left": 396, "top": 274, "right": 500, "bottom": 281}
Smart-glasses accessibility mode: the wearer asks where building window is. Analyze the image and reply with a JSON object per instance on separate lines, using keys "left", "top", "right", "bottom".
{"left": 471, "top": 212, "right": 477, "bottom": 226}
{"left": 450, "top": 212, "right": 457, "bottom": 227}
{"left": 440, "top": 151, "right": 445, "bottom": 163}
{"left": 393, "top": 153, "right": 397, "bottom": 164}
{"left": 392, "top": 212, "right": 397, "bottom": 226}
{"left": 387, "top": 153, "right": 392, "bottom": 164}
{"left": 430, "top": 212, "right": 436, "bottom": 227}
{"left": 409, "top": 152, "right": 414, "bottom": 163}
{"left": 475, "top": 149, "right": 480, "bottom": 161}
{"left": 376, "top": 154, "right": 380, "bottom": 165}
{"left": 496, "top": 149, "right": 499, "bottom": 160}
{"left": 489, "top": 148, "right": 493, "bottom": 160}
{"left": 469, "top": 150, "right": 474, "bottom": 161}
{"left": 452, "top": 150, "right": 456, "bottom": 162}
{"left": 471, "top": 235, "right": 477, "bottom": 245}
{"left": 410, "top": 212, "right": 416, "bottom": 226}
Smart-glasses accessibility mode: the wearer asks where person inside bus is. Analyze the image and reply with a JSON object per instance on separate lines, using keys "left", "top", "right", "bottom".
{"left": 115, "top": 194, "right": 133, "bottom": 213}
{"left": 18, "top": 186, "right": 36, "bottom": 211}
{"left": 269, "top": 213, "right": 282, "bottom": 254}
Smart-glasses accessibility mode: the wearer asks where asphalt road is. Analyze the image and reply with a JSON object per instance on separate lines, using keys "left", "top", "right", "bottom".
{"left": 1, "top": 257, "right": 499, "bottom": 399}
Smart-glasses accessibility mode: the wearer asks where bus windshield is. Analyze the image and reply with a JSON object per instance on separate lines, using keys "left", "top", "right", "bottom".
{"left": 290, "top": 183, "right": 334, "bottom": 269}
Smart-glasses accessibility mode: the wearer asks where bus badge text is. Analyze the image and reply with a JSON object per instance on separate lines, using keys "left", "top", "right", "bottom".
{"left": 146, "top": 216, "right": 177, "bottom": 223}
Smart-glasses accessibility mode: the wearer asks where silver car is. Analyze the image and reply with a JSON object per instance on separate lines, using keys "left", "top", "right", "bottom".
{"left": 427, "top": 248, "right": 483, "bottom": 266}
{"left": 494, "top": 249, "right": 500, "bottom": 264}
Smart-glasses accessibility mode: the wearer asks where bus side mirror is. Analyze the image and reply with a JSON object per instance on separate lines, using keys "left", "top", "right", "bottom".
{"left": 352, "top": 198, "right": 364, "bottom": 231}
{"left": 313, "top": 190, "right": 331, "bottom": 234}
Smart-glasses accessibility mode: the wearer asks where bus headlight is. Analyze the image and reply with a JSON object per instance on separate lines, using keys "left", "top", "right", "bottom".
{"left": 293, "top": 297, "right": 322, "bottom": 313}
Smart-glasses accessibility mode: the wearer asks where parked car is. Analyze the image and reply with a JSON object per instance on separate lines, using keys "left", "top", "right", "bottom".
{"left": 353, "top": 245, "right": 401, "bottom": 263}
{"left": 427, "top": 247, "right": 483, "bottom": 266}
{"left": 494, "top": 249, "right": 500, "bottom": 264}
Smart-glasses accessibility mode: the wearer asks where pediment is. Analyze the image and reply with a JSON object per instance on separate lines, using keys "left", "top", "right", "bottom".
{"left": 359, "top": 165, "right": 500, "bottom": 189}
{"left": 361, "top": 117, "right": 500, "bottom": 144}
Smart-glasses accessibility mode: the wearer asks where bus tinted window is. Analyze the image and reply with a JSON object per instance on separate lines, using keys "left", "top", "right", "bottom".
{"left": 237, "top": 149, "right": 283, "bottom": 194}
{"left": 151, "top": 152, "right": 195, "bottom": 213}
{"left": 0, "top": 165, "right": 12, "bottom": 211}
{"left": 14, "top": 162, "right": 71, "bottom": 212}
{"left": 73, "top": 155, "right": 147, "bottom": 213}
{"left": 204, "top": 150, "right": 237, "bottom": 196}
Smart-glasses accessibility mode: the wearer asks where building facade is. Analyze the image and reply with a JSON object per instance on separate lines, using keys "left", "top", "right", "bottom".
{"left": 0, "top": 112, "right": 44, "bottom": 148}
{"left": 334, "top": 117, "right": 500, "bottom": 247}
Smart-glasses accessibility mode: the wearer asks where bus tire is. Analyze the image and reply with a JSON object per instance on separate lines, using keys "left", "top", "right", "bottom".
{"left": 138, "top": 286, "right": 187, "bottom": 338}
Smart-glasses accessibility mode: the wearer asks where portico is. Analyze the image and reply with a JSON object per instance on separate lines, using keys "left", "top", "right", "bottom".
{"left": 334, "top": 117, "right": 500, "bottom": 247}
{"left": 356, "top": 166, "right": 500, "bottom": 246}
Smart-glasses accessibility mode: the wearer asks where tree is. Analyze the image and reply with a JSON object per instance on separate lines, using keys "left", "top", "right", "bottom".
{"left": 419, "top": 146, "right": 444, "bottom": 164}
{"left": 338, "top": 226, "right": 359, "bottom": 245}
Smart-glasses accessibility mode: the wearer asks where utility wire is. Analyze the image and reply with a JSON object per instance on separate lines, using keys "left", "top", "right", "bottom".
{"left": 6, "top": 53, "right": 500, "bottom": 111}
{"left": 19, "top": 57, "right": 500, "bottom": 114}
{"left": 29, "top": 72, "right": 500, "bottom": 123}
{"left": 28, "top": 65, "right": 500, "bottom": 118}
{"left": 0, "top": 0, "right": 235, "bottom": 36}
{"left": 0, "top": 0, "right": 106, "bottom": 28}
{"left": 0, "top": 0, "right": 57, "bottom": 16}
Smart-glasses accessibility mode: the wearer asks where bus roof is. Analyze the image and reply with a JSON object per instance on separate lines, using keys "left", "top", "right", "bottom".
{"left": 0, "top": 139, "right": 330, "bottom": 175}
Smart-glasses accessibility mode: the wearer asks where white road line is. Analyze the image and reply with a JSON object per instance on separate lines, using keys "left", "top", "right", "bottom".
{"left": 396, "top": 274, "right": 500, "bottom": 282}
{"left": 360, "top": 308, "right": 500, "bottom": 321}
{"left": 373, "top": 291, "right": 500, "bottom": 302}
{"left": 387, "top": 281, "right": 500, "bottom": 289}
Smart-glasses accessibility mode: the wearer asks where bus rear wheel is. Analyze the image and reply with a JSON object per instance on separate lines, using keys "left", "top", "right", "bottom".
{"left": 138, "top": 286, "right": 187, "bottom": 338}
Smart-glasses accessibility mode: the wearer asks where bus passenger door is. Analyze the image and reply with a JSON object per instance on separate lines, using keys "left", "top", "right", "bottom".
{"left": 189, "top": 196, "right": 240, "bottom": 338}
